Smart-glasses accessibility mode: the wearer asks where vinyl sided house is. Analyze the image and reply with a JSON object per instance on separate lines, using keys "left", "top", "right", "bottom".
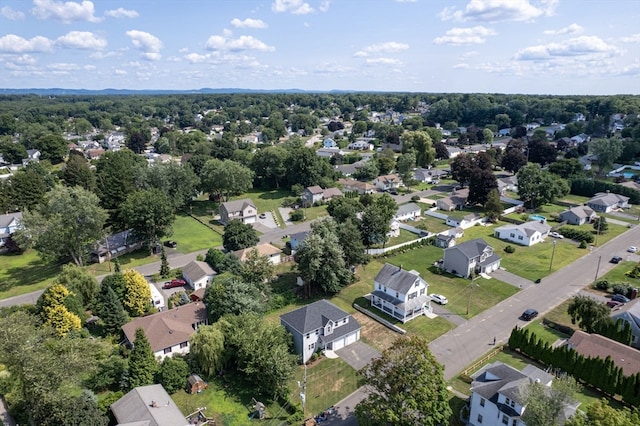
{"left": 338, "top": 178, "right": 376, "bottom": 195}
{"left": 280, "top": 300, "right": 361, "bottom": 363}
{"left": 371, "top": 263, "right": 432, "bottom": 323}
{"left": 493, "top": 220, "right": 551, "bottom": 246}
{"left": 219, "top": 198, "right": 257, "bottom": 224}
{"left": 610, "top": 298, "right": 640, "bottom": 349}
{"left": 373, "top": 173, "right": 402, "bottom": 191}
{"left": 442, "top": 238, "right": 501, "bottom": 278}
{"left": 110, "top": 384, "right": 187, "bottom": 426}
{"left": 122, "top": 302, "right": 208, "bottom": 360}
{"left": 0, "top": 211, "right": 21, "bottom": 247}
{"left": 182, "top": 260, "right": 216, "bottom": 291}
{"left": 559, "top": 206, "right": 596, "bottom": 225}
{"left": 586, "top": 192, "right": 630, "bottom": 213}
{"left": 233, "top": 243, "right": 282, "bottom": 265}
{"left": 394, "top": 202, "right": 421, "bottom": 221}
{"left": 90, "top": 229, "right": 143, "bottom": 264}
{"left": 437, "top": 188, "right": 468, "bottom": 211}
{"left": 301, "top": 186, "right": 343, "bottom": 206}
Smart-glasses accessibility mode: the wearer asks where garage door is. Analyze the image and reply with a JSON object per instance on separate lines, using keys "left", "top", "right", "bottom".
{"left": 332, "top": 338, "right": 345, "bottom": 351}
{"left": 345, "top": 332, "right": 358, "bottom": 346}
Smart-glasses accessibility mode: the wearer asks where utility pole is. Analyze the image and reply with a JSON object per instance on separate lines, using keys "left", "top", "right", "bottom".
{"left": 298, "top": 359, "right": 307, "bottom": 417}
{"left": 594, "top": 216, "right": 602, "bottom": 246}
{"left": 466, "top": 276, "right": 480, "bottom": 315}
{"left": 594, "top": 255, "right": 602, "bottom": 282}
{"left": 549, "top": 239, "right": 557, "bottom": 272}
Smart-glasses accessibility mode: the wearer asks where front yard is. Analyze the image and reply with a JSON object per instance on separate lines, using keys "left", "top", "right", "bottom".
{"left": 0, "top": 250, "right": 61, "bottom": 299}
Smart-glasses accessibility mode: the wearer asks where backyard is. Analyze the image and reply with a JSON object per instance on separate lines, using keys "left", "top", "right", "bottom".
{"left": 0, "top": 249, "right": 61, "bottom": 299}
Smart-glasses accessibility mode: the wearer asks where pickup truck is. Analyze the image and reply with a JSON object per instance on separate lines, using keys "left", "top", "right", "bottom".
{"left": 163, "top": 278, "right": 186, "bottom": 289}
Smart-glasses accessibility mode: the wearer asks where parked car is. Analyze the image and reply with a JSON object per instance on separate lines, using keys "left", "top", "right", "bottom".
{"left": 430, "top": 294, "right": 448, "bottom": 305}
{"left": 521, "top": 308, "right": 538, "bottom": 321}
{"left": 610, "top": 256, "right": 623, "bottom": 264}
{"left": 627, "top": 246, "right": 638, "bottom": 253}
{"left": 163, "top": 278, "right": 186, "bottom": 289}
{"left": 607, "top": 300, "right": 623, "bottom": 308}
{"left": 611, "top": 294, "right": 631, "bottom": 304}
{"left": 259, "top": 213, "right": 267, "bottom": 219}
{"left": 549, "top": 232, "right": 564, "bottom": 239}
{"left": 164, "top": 240, "right": 177, "bottom": 248}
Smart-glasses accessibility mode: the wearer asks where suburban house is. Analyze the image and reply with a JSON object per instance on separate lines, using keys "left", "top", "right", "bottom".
{"left": 468, "top": 361, "right": 577, "bottom": 426}
{"left": 497, "top": 176, "right": 518, "bottom": 195}
{"left": 148, "top": 282, "right": 165, "bottom": 311}
{"left": 387, "top": 219, "right": 400, "bottom": 238}
{"left": 347, "top": 140, "right": 374, "bottom": 150}
{"left": 338, "top": 178, "right": 376, "bottom": 195}
{"left": 437, "top": 188, "right": 469, "bottom": 211}
{"left": 90, "top": 229, "right": 143, "bottom": 264}
{"left": 446, "top": 212, "right": 483, "bottom": 229}
{"left": 122, "top": 302, "right": 208, "bottom": 360}
{"left": 0, "top": 212, "right": 21, "bottom": 247}
{"left": 394, "top": 203, "right": 421, "bottom": 221}
{"left": 182, "top": 260, "right": 216, "bottom": 290}
{"left": 493, "top": 220, "right": 551, "bottom": 246}
{"left": 280, "top": 299, "right": 361, "bottom": 363}
{"left": 413, "top": 168, "right": 446, "bottom": 183}
{"left": 301, "top": 186, "right": 343, "bottom": 206}
{"left": 289, "top": 231, "right": 309, "bottom": 254}
{"left": 435, "top": 227, "right": 463, "bottom": 249}
{"left": 559, "top": 206, "right": 597, "bottom": 225}
{"left": 442, "top": 238, "right": 501, "bottom": 278}
{"left": 110, "top": 384, "right": 187, "bottom": 426}
{"left": 610, "top": 298, "right": 640, "bottom": 349}
{"left": 22, "top": 149, "right": 41, "bottom": 165}
{"left": 232, "top": 243, "right": 282, "bottom": 265}
{"left": 566, "top": 330, "right": 640, "bottom": 376}
{"left": 371, "top": 263, "right": 432, "bottom": 323}
{"left": 373, "top": 174, "right": 402, "bottom": 191}
{"left": 219, "top": 198, "right": 257, "bottom": 224}
{"left": 586, "top": 192, "right": 630, "bottom": 213}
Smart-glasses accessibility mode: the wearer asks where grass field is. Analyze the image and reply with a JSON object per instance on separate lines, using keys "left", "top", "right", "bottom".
{"left": 171, "top": 213, "right": 223, "bottom": 253}
{"left": 0, "top": 250, "right": 61, "bottom": 299}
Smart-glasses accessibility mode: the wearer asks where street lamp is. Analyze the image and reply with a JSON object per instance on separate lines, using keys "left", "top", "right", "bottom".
{"left": 549, "top": 239, "right": 557, "bottom": 272}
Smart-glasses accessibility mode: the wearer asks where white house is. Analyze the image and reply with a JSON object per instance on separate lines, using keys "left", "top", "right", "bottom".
{"left": 394, "top": 203, "right": 421, "bottom": 221}
{"left": 280, "top": 300, "right": 361, "bottom": 363}
{"left": 232, "top": 243, "right": 282, "bottom": 265}
{"left": 219, "top": 198, "right": 257, "bottom": 224}
{"left": 182, "top": 260, "right": 216, "bottom": 290}
{"left": 371, "top": 263, "right": 432, "bottom": 323}
{"left": 442, "top": 238, "right": 501, "bottom": 278}
{"left": 148, "top": 282, "right": 165, "bottom": 311}
{"left": 586, "top": 192, "right": 630, "bottom": 213}
{"left": 122, "top": 302, "right": 208, "bottom": 360}
{"left": 373, "top": 174, "right": 402, "bottom": 191}
{"left": 469, "top": 361, "right": 564, "bottom": 426}
{"left": 493, "top": 220, "right": 551, "bottom": 246}
{"left": 0, "top": 212, "right": 21, "bottom": 247}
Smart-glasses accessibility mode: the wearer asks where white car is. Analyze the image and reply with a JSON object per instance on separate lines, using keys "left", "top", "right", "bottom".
{"left": 628, "top": 246, "right": 638, "bottom": 253}
{"left": 549, "top": 232, "right": 564, "bottom": 239}
{"left": 431, "top": 294, "right": 448, "bottom": 305}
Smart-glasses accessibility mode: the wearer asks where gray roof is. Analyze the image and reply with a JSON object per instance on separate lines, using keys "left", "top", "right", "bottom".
{"left": 561, "top": 206, "right": 594, "bottom": 219}
{"left": 374, "top": 263, "right": 425, "bottom": 294}
{"left": 396, "top": 203, "right": 420, "bottom": 216}
{"left": 289, "top": 231, "right": 309, "bottom": 242}
{"left": 495, "top": 220, "right": 550, "bottom": 237}
{"left": 588, "top": 192, "right": 629, "bottom": 206}
{"left": 111, "top": 384, "right": 188, "bottom": 426}
{"left": 0, "top": 212, "right": 21, "bottom": 228}
{"left": 319, "top": 317, "right": 361, "bottom": 345}
{"left": 446, "top": 238, "right": 494, "bottom": 260}
{"left": 280, "top": 299, "right": 353, "bottom": 335}
{"left": 221, "top": 198, "right": 256, "bottom": 213}
{"left": 182, "top": 260, "right": 215, "bottom": 282}
{"left": 92, "top": 229, "right": 139, "bottom": 255}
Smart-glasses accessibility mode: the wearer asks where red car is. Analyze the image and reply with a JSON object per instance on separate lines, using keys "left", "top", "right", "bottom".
{"left": 606, "top": 300, "right": 623, "bottom": 309}
{"left": 163, "top": 278, "right": 186, "bottom": 289}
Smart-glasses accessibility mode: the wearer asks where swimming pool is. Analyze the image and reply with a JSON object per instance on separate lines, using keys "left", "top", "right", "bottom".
{"left": 624, "top": 172, "right": 636, "bottom": 179}
{"left": 529, "top": 214, "right": 546, "bottom": 222}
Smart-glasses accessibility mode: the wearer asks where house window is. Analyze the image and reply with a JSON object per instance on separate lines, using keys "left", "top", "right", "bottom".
{"left": 308, "top": 343, "right": 315, "bottom": 350}
{"left": 306, "top": 333, "right": 310, "bottom": 339}
{"left": 180, "top": 342, "right": 188, "bottom": 349}
{"left": 518, "top": 235, "right": 523, "bottom": 240}
{"left": 480, "top": 398, "right": 485, "bottom": 407}
{"left": 477, "top": 414, "right": 483, "bottom": 423}
{"left": 502, "top": 415, "right": 509, "bottom": 425}
{"left": 315, "top": 330, "right": 319, "bottom": 335}
{"left": 505, "top": 398, "right": 510, "bottom": 406}
{"left": 419, "top": 288, "right": 425, "bottom": 295}
{"left": 408, "top": 292, "right": 417, "bottom": 300}
{"left": 395, "top": 292, "right": 399, "bottom": 298}
{"left": 512, "top": 420, "right": 518, "bottom": 426}
{"left": 509, "top": 399, "right": 515, "bottom": 408}
{"left": 164, "top": 347, "right": 172, "bottom": 354}
{"left": 383, "top": 286, "right": 387, "bottom": 292}
{"left": 510, "top": 233, "right": 515, "bottom": 238}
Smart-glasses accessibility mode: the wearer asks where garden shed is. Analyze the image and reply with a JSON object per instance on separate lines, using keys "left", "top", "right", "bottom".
{"left": 187, "top": 374, "right": 208, "bottom": 394}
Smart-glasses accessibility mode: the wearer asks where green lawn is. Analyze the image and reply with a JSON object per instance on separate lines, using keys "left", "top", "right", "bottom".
{"left": 171, "top": 214, "right": 223, "bottom": 253}
{"left": 0, "top": 250, "right": 61, "bottom": 299}
{"left": 371, "top": 229, "right": 419, "bottom": 249}
{"left": 524, "top": 320, "right": 571, "bottom": 345}
{"left": 595, "top": 260, "right": 640, "bottom": 286}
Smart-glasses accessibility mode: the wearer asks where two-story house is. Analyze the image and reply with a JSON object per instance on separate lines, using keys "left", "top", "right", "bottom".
{"left": 182, "top": 260, "right": 216, "bottom": 290}
{"left": 586, "top": 192, "right": 630, "bottom": 213}
{"left": 301, "top": 186, "right": 343, "bottom": 207}
{"left": 394, "top": 203, "right": 421, "bottom": 222}
{"left": 469, "top": 361, "right": 562, "bottom": 426}
{"left": 280, "top": 300, "right": 361, "bottom": 363}
{"left": 219, "top": 198, "right": 257, "bottom": 224}
{"left": 338, "top": 178, "right": 376, "bottom": 195}
{"left": 0, "top": 212, "right": 21, "bottom": 247}
{"left": 493, "top": 220, "right": 551, "bottom": 246}
{"left": 371, "top": 263, "right": 432, "bottom": 323}
{"left": 122, "top": 302, "right": 208, "bottom": 360}
{"left": 442, "top": 238, "right": 501, "bottom": 278}
{"left": 373, "top": 174, "right": 402, "bottom": 192}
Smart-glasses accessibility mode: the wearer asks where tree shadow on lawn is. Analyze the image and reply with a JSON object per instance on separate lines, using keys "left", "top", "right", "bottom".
{"left": 0, "top": 253, "right": 61, "bottom": 293}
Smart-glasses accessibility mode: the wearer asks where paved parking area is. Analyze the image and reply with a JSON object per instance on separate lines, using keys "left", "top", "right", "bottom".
{"left": 335, "top": 341, "right": 381, "bottom": 371}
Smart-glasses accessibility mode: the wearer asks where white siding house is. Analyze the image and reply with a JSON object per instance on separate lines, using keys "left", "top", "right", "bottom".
{"left": 493, "top": 220, "right": 551, "bottom": 246}
{"left": 371, "top": 263, "right": 432, "bottom": 323}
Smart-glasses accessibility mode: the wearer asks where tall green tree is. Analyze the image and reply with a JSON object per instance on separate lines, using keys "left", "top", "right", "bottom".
{"left": 14, "top": 185, "right": 108, "bottom": 266}
{"left": 33, "top": 134, "right": 67, "bottom": 163}
{"left": 355, "top": 336, "right": 452, "bottom": 426}
{"left": 55, "top": 263, "right": 99, "bottom": 308}
{"left": 568, "top": 295, "right": 613, "bottom": 334}
{"left": 127, "top": 328, "right": 157, "bottom": 389}
{"left": 501, "top": 147, "right": 528, "bottom": 174}
{"left": 484, "top": 189, "right": 503, "bottom": 223}
{"left": 250, "top": 146, "right": 288, "bottom": 188}
{"left": 402, "top": 131, "right": 434, "bottom": 168}
{"left": 95, "top": 150, "right": 146, "bottom": 222}
{"left": 451, "top": 153, "right": 475, "bottom": 187}
{"left": 327, "top": 197, "right": 363, "bottom": 223}
{"left": 204, "top": 274, "right": 265, "bottom": 323}
{"left": 201, "top": 159, "right": 254, "bottom": 201}
{"left": 4, "top": 163, "right": 50, "bottom": 211}
{"left": 396, "top": 151, "right": 416, "bottom": 184}
{"left": 522, "top": 375, "right": 581, "bottom": 426}
{"left": 467, "top": 167, "right": 498, "bottom": 206}
{"left": 141, "top": 162, "right": 200, "bottom": 210}
{"left": 590, "top": 138, "right": 624, "bottom": 175}
{"left": 239, "top": 247, "right": 275, "bottom": 288}
{"left": 189, "top": 324, "right": 226, "bottom": 377}
{"left": 160, "top": 246, "right": 170, "bottom": 278}
{"left": 517, "top": 164, "right": 570, "bottom": 209}
{"left": 64, "top": 390, "right": 109, "bottom": 426}
{"left": 97, "top": 284, "right": 127, "bottom": 336}
{"left": 101, "top": 271, "right": 127, "bottom": 301}
{"left": 121, "top": 188, "right": 175, "bottom": 251}
{"left": 222, "top": 219, "right": 259, "bottom": 251}
{"left": 565, "top": 399, "right": 640, "bottom": 426}
{"left": 63, "top": 151, "right": 96, "bottom": 191}
{"left": 156, "top": 356, "right": 189, "bottom": 394}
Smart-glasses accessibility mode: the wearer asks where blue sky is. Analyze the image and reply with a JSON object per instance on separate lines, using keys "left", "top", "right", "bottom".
{"left": 0, "top": 0, "right": 638, "bottom": 94}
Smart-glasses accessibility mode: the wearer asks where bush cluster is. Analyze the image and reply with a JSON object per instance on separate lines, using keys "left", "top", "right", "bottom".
{"left": 557, "top": 227, "right": 594, "bottom": 243}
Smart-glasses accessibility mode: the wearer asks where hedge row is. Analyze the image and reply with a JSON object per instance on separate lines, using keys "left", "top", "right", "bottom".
{"left": 571, "top": 178, "right": 640, "bottom": 204}
{"left": 557, "top": 226, "right": 594, "bottom": 243}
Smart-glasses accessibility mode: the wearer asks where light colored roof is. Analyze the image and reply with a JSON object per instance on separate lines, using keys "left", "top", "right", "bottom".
{"left": 588, "top": 192, "right": 629, "bottom": 206}
{"left": 376, "top": 173, "right": 401, "bottom": 183}
{"left": 306, "top": 185, "right": 324, "bottom": 194}
{"left": 111, "top": 384, "right": 188, "bottom": 426}
{"left": 280, "top": 299, "right": 357, "bottom": 335}
{"left": 374, "top": 263, "right": 425, "bottom": 294}
{"left": 221, "top": 198, "right": 256, "bottom": 213}
{"left": 396, "top": 202, "right": 420, "bottom": 216}
{"left": 495, "top": 220, "right": 551, "bottom": 236}
{"left": 182, "top": 260, "right": 215, "bottom": 282}
{"left": 561, "top": 206, "right": 595, "bottom": 219}
{"left": 567, "top": 330, "right": 640, "bottom": 376}
{"left": 122, "top": 302, "right": 207, "bottom": 353}
{"left": 232, "top": 243, "right": 281, "bottom": 261}
{"left": 322, "top": 187, "right": 343, "bottom": 198}
{"left": 0, "top": 212, "right": 21, "bottom": 228}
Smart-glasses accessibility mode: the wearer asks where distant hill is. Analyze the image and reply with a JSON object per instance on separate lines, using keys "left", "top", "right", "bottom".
{"left": 0, "top": 88, "right": 358, "bottom": 96}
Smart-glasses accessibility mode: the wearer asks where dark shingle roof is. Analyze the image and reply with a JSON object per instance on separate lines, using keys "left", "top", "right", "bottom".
{"left": 374, "top": 263, "right": 424, "bottom": 294}
{"left": 447, "top": 238, "right": 493, "bottom": 260}
{"left": 280, "top": 300, "right": 351, "bottom": 334}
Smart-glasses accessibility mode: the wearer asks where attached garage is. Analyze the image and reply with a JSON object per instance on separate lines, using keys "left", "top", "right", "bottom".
{"left": 327, "top": 329, "right": 360, "bottom": 352}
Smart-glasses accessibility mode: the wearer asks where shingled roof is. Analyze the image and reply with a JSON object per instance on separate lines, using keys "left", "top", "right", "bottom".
{"left": 280, "top": 299, "right": 351, "bottom": 335}
{"left": 374, "top": 263, "right": 425, "bottom": 294}
{"left": 567, "top": 330, "right": 640, "bottom": 376}
{"left": 111, "top": 384, "right": 187, "bottom": 426}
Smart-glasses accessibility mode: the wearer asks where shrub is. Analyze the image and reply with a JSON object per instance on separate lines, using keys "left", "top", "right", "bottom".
{"left": 611, "top": 283, "right": 634, "bottom": 297}
{"left": 593, "top": 279, "right": 610, "bottom": 291}
{"left": 558, "top": 227, "right": 594, "bottom": 243}
{"left": 504, "top": 245, "right": 515, "bottom": 253}
{"left": 411, "top": 195, "right": 420, "bottom": 202}
{"left": 578, "top": 240, "right": 587, "bottom": 249}
{"left": 289, "top": 209, "right": 305, "bottom": 222}
{"left": 196, "top": 254, "right": 204, "bottom": 261}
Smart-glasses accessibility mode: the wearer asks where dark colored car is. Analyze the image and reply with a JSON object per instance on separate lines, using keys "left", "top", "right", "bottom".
{"left": 610, "top": 256, "right": 623, "bottom": 264}
{"left": 164, "top": 240, "right": 177, "bottom": 248}
{"left": 163, "top": 278, "right": 186, "bottom": 289}
{"left": 521, "top": 309, "right": 538, "bottom": 321}
{"left": 607, "top": 300, "right": 623, "bottom": 308}
{"left": 611, "top": 294, "right": 630, "bottom": 304}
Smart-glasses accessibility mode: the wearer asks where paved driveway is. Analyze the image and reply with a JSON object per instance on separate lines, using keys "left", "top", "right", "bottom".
{"left": 492, "top": 268, "right": 535, "bottom": 289}
{"left": 335, "top": 341, "right": 380, "bottom": 371}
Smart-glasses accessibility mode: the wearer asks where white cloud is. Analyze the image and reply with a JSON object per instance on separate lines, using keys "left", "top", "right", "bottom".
{"left": 453, "top": 63, "right": 470, "bottom": 69}
{"left": 0, "top": 6, "right": 25, "bottom": 20}
{"left": 620, "top": 33, "right": 640, "bottom": 43}
{"left": 31, "top": 0, "right": 102, "bottom": 23}
{"left": 231, "top": 18, "right": 267, "bottom": 29}
{"left": 126, "top": 30, "right": 163, "bottom": 52}
{"left": 205, "top": 35, "right": 275, "bottom": 52}
{"left": 105, "top": 8, "right": 138, "bottom": 18}
{"left": 433, "top": 26, "right": 497, "bottom": 45}
{"left": 141, "top": 52, "right": 162, "bottom": 61}
{"left": 272, "top": 0, "right": 314, "bottom": 15}
{"left": 439, "top": 0, "right": 557, "bottom": 23}
{"left": 543, "top": 23, "right": 583, "bottom": 36}
{"left": 366, "top": 57, "right": 402, "bottom": 65}
{"left": 115, "top": 69, "right": 127, "bottom": 75}
{"left": 0, "top": 34, "right": 53, "bottom": 53}
{"left": 185, "top": 52, "right": 210, "bottom": 63}
{"left": 515, "top": 36, "right": 621, "bottom": 60}
{"left": 56, "top": 31, "right": 107, "bottom": 49}
{"left": 318, "top": 0, "right": 330, "bottom": 12}
{"left": 48, "top": 62, "right": 79, "bottom": 71}
{"left": 355, "top": 41, "right": 409, "bottom": 57}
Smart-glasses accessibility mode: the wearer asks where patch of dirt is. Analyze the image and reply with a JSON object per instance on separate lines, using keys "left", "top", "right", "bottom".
{"left": 332, "top": 377, "right": 344, "bottom": 391}
{"left": 352, "top": 311, "right": 398, "bottom": 352}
